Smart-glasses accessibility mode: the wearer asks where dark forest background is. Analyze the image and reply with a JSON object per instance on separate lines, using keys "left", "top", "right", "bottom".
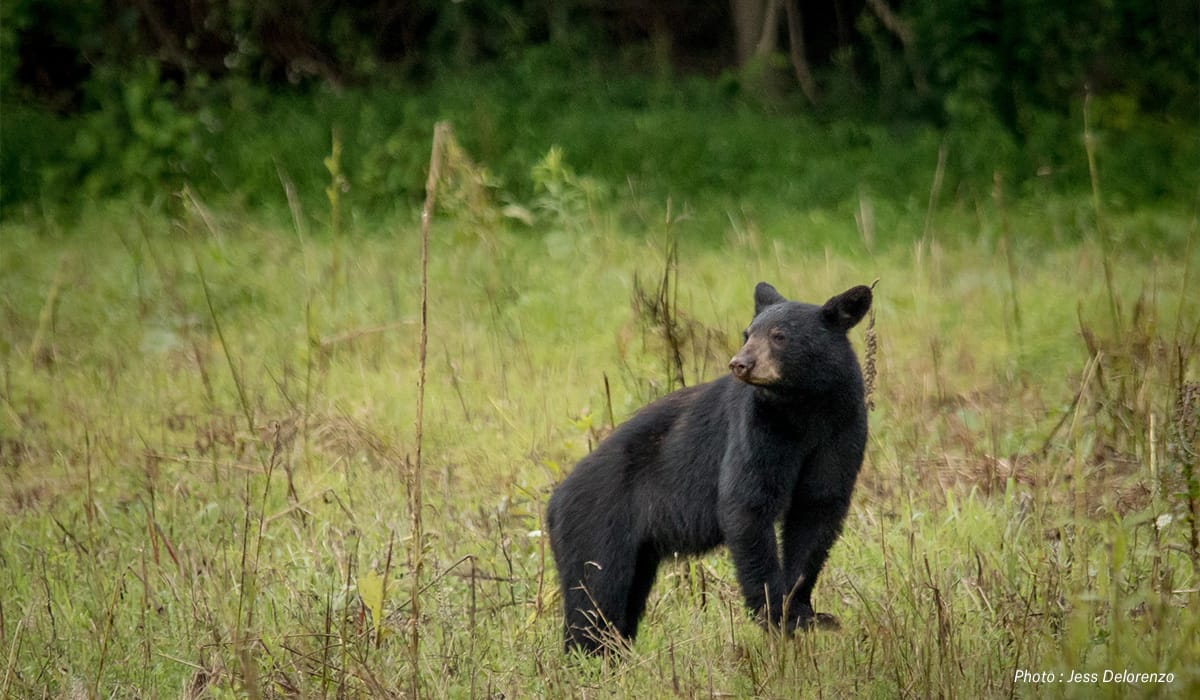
{"left": 2, "top": 0, "right": 1197, "bottom": 217}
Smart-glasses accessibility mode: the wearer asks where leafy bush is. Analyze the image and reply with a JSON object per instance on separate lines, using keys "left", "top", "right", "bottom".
{"left": 55, "top": 62, "right": 205, "bottom": 200}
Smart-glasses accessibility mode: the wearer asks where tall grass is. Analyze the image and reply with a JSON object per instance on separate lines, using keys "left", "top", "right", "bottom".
{"left": 0, "top": 151, "right": 1198, "bottom": 697}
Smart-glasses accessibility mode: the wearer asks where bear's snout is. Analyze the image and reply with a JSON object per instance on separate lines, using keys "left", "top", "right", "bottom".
{"left": 729, "top": 354, "right": 754, "bottom": 380}
{"left": 729, "top": 336, "right": 782, "bottom": 385}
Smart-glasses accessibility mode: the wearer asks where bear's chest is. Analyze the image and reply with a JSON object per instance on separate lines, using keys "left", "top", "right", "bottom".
{"left": 717, "top": 422, "right": 817, "bottom": 511}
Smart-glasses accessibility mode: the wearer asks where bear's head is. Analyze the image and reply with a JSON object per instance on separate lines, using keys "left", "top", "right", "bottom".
{"left": 728, "top": 282, "right": 872, "bottom": 396}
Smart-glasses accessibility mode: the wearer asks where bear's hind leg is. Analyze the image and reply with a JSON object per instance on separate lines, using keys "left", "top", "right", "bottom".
{"left": 619, "top": 544, "right": 660, "bottom": 641}
{"left": 561, "top": 556, "right": 638, "bottom": 655}
{"left": 561, "top": 581, "right": 607, "bottom": 654}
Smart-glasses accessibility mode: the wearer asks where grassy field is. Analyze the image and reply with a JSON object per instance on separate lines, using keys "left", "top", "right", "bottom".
{"left": 2, "top": 168, "right": 1198, "bottom": 698}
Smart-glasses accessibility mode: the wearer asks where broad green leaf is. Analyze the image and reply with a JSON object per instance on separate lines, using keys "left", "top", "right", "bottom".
{"left": 358, "top": 569, "right": 385, "bottom": 640}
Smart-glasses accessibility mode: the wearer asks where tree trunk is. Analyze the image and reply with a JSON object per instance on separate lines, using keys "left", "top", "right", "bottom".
{"left": 755, "top": 0, "right": 782, "bottom": 58}
{"left": 784, "top": 0, "right": 820, "bottom": 104}
{"left": 730, "top": 0, "right": 767, "bottom": 65}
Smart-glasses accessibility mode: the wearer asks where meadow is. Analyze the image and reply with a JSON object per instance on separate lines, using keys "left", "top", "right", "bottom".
{"left": 2, "top": 126, "right": 1198, "bottom": 699}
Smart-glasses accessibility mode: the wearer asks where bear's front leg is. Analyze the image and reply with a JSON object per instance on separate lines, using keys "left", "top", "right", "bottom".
{"left": 720, "top": 502, "right": 791, "bottom": 628}
{"left": 781, "top": 495, "right": 851, "bottom": 631}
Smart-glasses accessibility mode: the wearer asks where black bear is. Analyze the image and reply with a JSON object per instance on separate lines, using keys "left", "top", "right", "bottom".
{"left": 546, "top": 282, "right": 872, "bottom": 654}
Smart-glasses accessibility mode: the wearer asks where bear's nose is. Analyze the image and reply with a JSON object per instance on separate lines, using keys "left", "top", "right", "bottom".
{"left": 729, "top": 356, "right": 754, "bottom": 379}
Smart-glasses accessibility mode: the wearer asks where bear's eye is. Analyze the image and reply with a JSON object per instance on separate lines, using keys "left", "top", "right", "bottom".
{"left": 769, "top": 328, "right": 787, "bottom": 343}
{"left": 742, "top": 329, "right": 750, "bottom": 342}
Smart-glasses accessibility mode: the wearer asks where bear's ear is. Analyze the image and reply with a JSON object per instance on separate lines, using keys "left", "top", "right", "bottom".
{"left": 821, "top": 285, "right": 872, "bottom": 332}
{"left": 754, "top": 282, "right": 787, "bottom": 316}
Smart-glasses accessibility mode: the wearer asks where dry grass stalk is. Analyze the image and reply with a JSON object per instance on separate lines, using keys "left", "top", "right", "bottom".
{"left": 864, "top": 280, "right": 879, "bottom": 411}
{"left": 409, "top": 120, "right": 452, "bottom": 697}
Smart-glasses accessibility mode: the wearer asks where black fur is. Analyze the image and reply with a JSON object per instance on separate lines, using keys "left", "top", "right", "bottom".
{"left": 547, "top": 282, "right": 872, "bottom": 654}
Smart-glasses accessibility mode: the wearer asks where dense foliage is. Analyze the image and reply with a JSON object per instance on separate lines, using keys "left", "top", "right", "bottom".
{"left": 1, "top": 0, "right": 1196, "bottom": 217}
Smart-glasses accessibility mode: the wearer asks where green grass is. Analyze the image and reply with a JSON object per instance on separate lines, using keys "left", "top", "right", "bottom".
{"left": 1, "top": 176, "right": 1198, "bottom": 698}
